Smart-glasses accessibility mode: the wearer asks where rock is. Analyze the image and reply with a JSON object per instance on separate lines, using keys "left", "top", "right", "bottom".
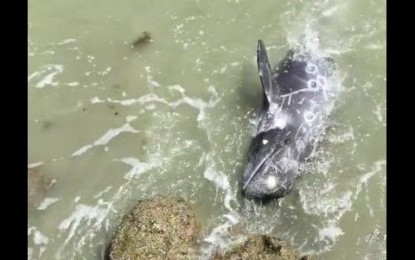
{"left": 107, "top": 196, "right": 314, "bottom": 260}
{"left": 108, "top": 197, "right": 201, "bottom": 260}
{"left": 212, "top": 235, "right": 311, "bottom": 260}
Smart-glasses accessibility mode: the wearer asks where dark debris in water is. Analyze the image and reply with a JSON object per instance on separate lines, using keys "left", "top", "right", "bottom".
{"left": 41, "top": 120, "right": 55, "bottom": 131}
{"left": 106, "top": 103, "right": 120, "bottom": 116}
{"left": 131, "top": 31, "right": 152, "bottom": 50}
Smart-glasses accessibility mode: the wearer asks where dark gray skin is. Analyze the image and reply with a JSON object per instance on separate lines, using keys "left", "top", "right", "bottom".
{"left": 241, "top": 40, "right": 339, "bottom": 200}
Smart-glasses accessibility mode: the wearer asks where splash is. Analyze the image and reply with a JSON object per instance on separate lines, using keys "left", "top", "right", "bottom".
{"left": 54, "top": 151, "right": 167, "bottom": 259}
{"left": 28, "top": 226, "right": 49, "bottom": 259}
{"left": 199, "top": 153, "right": 241, "bottom": 259}
{"left": 58, "top": 204, "right": 109, "bottom": 244}
{"left": 297, "top": 160, "right": 386, "bottom": 254}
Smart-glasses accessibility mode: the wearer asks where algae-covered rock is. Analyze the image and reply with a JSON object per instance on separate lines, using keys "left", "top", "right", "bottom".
{"left": 212, "top": 235, "right": 312, "bottom": 260}
{"left": 109, "top": 197, "right": 201, "bottom": 260}
{"left": 107, "top": 196, "right": 314, "bottom": 260}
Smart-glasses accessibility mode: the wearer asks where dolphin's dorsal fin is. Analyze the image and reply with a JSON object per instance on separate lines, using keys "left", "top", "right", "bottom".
{"left": 257, "top": 40, "right": 278, "bottom": 107}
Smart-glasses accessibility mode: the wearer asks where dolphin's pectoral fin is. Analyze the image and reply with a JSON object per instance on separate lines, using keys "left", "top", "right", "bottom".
{"left": 257, "top": 40, "right": 278, "bottom": 106}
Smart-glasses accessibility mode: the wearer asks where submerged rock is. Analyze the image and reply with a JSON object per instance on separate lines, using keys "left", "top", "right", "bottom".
{"left": 28, "top": 168, "right": 56, "bottom": 210}
{"left": 108, "top": 197, "right": 201, "bottom": 260}
{"left": 212, "top": 235, "right": 311, "bottom": 260}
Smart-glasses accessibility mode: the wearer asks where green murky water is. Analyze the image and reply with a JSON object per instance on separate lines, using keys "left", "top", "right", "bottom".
{"left": 28, "top": 0, "right": 386, "bottom": 259}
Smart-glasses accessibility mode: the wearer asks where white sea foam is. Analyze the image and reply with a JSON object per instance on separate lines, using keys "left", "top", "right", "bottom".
{"left": 118, "top": 157, "right": 154, "bottom": 180}
{"left": 100, "top": 84, "right": 221, "bottom": 127}
{"left": 57, "top": 38, "right": 77, "bottom": 45}
{"left": 28, "top": 161, "right": 44, "bottom": 168}
{"left": 28, "top": 64, "right": 64, "bottom": 88}
{"left": 37, "top": 197, "right": 60, "bottom": 210}
{"left": 58, "top": 204, "right": 109, "bottom": 244}
{"left": 71, "top": 118, "right": 139, "bottom": 156}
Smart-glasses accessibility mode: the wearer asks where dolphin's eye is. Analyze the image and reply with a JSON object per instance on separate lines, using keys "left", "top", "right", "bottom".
{"left": 284, "top": 139, "right": 291, "bottom": 145}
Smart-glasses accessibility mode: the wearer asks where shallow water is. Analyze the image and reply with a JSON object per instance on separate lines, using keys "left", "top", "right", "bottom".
{"left": 28, "top": 0, "right": 386, "bottom": 259}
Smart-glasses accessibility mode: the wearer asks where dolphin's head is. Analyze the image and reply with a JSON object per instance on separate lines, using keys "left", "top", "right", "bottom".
{"left": 241, "top": 126, "right": 298, "bottom": 200}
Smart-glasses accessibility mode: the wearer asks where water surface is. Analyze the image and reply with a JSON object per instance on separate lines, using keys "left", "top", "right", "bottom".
{"left": 28, "top": 0, "right": 386, "bottom": 259}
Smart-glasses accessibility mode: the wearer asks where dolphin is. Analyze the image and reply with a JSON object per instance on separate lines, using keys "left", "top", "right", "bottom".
{"left": 241, "top": 40, "right": 339, "bottom": 200}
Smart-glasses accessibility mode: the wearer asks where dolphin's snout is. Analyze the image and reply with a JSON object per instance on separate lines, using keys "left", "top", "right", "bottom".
{"left": 242, "top": 164, "right": 294, "bottom": 200}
